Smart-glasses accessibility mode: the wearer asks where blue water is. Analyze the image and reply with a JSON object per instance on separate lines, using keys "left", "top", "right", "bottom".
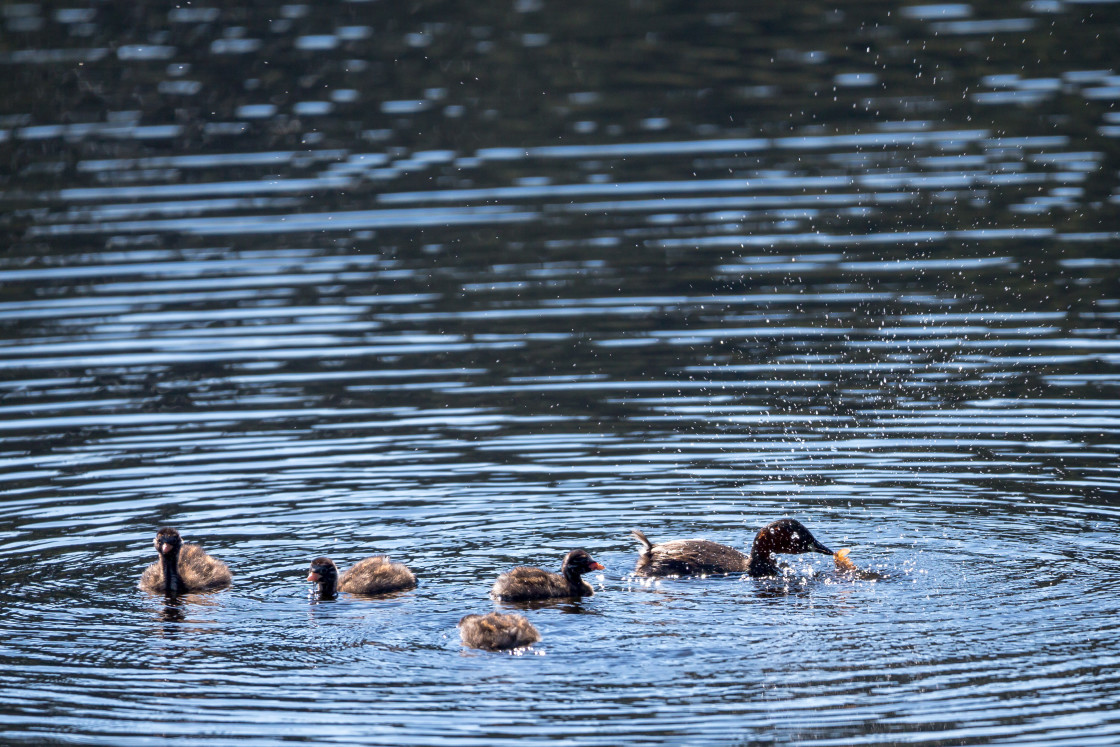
{"left": 2, "top": 1, "right": 1120, "bottom": 744}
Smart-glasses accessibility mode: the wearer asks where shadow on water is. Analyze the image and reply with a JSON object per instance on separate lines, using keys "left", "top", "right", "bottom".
{"left": 493, "top": 598, "right": 598, "bottom": 615}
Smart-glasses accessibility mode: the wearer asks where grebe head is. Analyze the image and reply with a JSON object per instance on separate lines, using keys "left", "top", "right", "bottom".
{"left": 307, "top": 557, "right": 339, "bottom": 585}
{"left": 758, "top": 519, "right": 833, "bottom": 556}
{"left": 154, "top": 527, "right": 182, "bottom": 556}
{"left": 561, "top": 549, "right": 605, "bottom": 575}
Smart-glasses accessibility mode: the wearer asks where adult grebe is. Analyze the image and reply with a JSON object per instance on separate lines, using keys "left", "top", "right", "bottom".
{"left": 632, "top": 518, "right": 834, "bottom": 577}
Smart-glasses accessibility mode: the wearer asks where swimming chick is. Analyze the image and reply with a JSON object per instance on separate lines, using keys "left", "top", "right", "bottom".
{"left": 458, "top": 612, "right": 541, "bottom": 651}
{"left": 139, "top": 527, "right": 232, "bottom": 594}
{"left": 307, "top": 555, "right": 417, "bottom": 598}
{"left": 631, "top": 518, "right": 834, "bottom": 578}
{"left": 490, "top": 549, "right": 604, "bottom": 601}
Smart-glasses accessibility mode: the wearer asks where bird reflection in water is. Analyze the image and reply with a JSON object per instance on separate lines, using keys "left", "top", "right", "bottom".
{"left": 158, "top": 600, "right": 186, "bottom": 624}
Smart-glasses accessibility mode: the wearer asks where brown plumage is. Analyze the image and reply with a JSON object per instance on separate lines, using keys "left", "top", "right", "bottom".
{"left": 139, "top": 527, "right": 231, "bottom": 594}
{"left": 307, "top": 555, "right": 416, "bottom": 598}
{"left": 458, "top": 612, "right": 541, "bottom": 651}
{"left": 490, "top": 549, "right": 604, "bottom": 601}
{"left": 632, "top": 519, "right": 834, "bottom": 578}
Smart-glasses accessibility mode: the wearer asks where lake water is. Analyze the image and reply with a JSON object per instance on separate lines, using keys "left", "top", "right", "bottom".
{"left": 2, "top": 1, "right": 1120, "bottom": 745}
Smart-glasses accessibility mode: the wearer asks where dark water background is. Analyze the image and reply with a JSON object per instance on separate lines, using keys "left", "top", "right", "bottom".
{"left": 3, "top": 1, "right": 1120, "bottom": 745}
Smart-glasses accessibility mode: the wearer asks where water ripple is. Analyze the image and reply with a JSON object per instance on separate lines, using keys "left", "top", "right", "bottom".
{"left": 3, "top": 0, "right": 1120, "bottom": 744}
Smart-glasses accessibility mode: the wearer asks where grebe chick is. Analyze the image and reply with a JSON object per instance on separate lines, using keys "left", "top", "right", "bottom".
{"left": 307, "top": 555, "right": 417, "bottom": 598}
{"left": 458, "top": 612, "right": 541, "bottom": 651}
{"left": 490, "top": 549, "right": 605, "bottom": 601}
{"left": 632, "top": 518, "right": 834, "bottom": 578}
{"left": 139, "top": 527, "right": 231, "bottom": 594}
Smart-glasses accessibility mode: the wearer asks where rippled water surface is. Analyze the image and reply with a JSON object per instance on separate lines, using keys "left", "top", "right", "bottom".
{"left": 3, "top": 1, "right": 1120, "bottom": 745}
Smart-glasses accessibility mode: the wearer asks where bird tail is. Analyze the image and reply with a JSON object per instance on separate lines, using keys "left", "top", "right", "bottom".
{"left": 630, "top": 529, "right": 653, "bottom": 553}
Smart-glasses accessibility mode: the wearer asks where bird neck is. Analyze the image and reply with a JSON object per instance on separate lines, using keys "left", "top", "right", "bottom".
{"left": 317, "top": 575, "right": 338, "bottom": 598}
{"left": 747, "top": 552, "right": 781, "bottom": 577}
{"left": 747, "top": 531, "right": 781, "bottom": 577}
{"left": 160, "top": 546, "right": 183, "bottom": 594}
{"left": 562, "top": 564, "right": 584, "bottom": 586}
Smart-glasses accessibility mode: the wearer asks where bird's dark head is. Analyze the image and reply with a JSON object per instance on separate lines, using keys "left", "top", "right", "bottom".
{"left": 307, "top": 557, "right": 338, "bottom": 584}
{"left": 154, "top": 527, "right": 182, "bottom": 556}
{"left": 756, "top": 519, "right": 834, "bottom": 556}
{"left": 562, "top": 549, "right": 605, "bottom": 576}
